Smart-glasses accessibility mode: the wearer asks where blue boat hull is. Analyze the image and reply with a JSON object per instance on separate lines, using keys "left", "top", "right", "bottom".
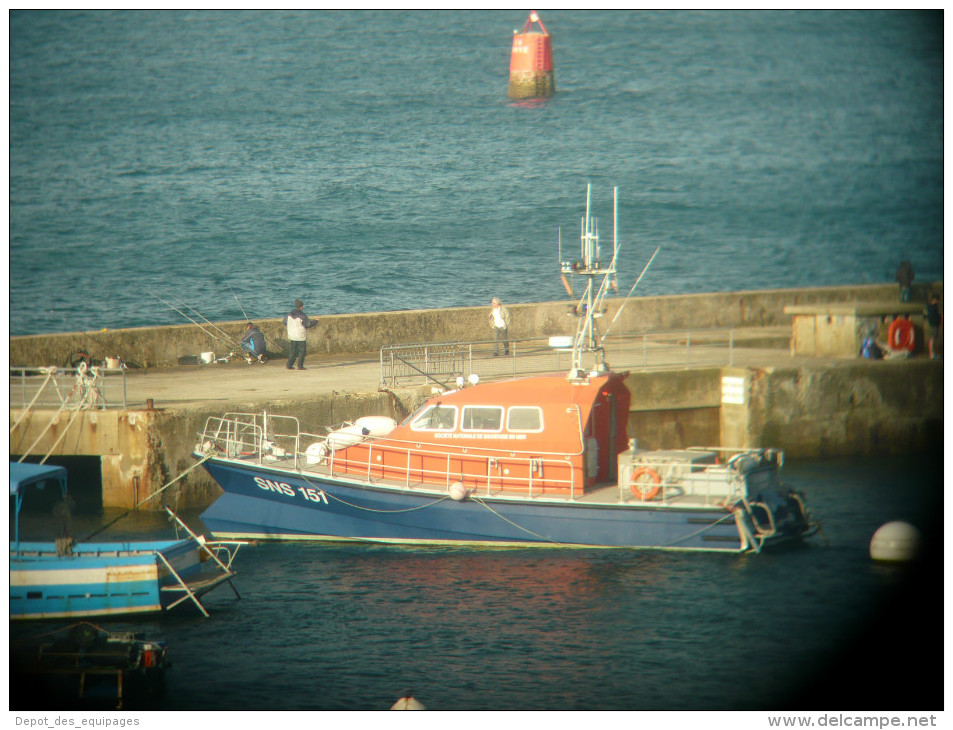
{"left": 200, "top": 459, "right": 748, "bottom": 552}
{"left": 10, "top": 539, "right": 210, "bottom": 620}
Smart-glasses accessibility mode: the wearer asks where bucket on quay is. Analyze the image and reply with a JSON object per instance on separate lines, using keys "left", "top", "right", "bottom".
{"left": 508, "top": 10, "right": 555, "bottom": 100}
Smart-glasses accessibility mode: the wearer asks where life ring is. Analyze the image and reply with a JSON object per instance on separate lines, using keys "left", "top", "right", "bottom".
{"left": 629, "top": 467, "right": 661, "bottom": 501}
{"left": 887, "top": 318, "right": 915, "bottom": 352}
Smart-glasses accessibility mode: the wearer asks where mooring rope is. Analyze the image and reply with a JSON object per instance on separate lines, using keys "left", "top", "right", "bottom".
{"left": 470, "top": 495, "right": 565, "bottom": 545}
{"left": 9, "top": 367, "right": 58, "bottom": 434}
{"left": 296, "top": 468, "right": 452, "bottom": 514}
{"left": 17, "top": 374, "right": 97, "bottom": 464}
{"left": 79, "top": 454, "right": 215, "bottom": 543}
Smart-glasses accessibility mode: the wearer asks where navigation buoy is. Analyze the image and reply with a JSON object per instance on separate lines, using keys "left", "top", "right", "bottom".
{"left": 508, "top": 11, "right": 555, "bottom": 100}
{"left": 390, "top": 692, "right": 426, "bottom": 710}
{"left": 869, "top": 521, "right": 921, "bottom": 563}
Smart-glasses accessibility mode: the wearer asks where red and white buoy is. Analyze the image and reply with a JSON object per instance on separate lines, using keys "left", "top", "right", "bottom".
{"left": 507, "top": 10, "right": 555, "bottom": 100}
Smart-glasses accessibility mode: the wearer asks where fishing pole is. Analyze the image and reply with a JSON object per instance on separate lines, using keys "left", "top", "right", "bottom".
{"left": 229, "top": 285, "right": 250, "bottom": 322}
{"left": 603, "top": 246, "right": 661, "bottom": 337}
{"left": 151, "top": 294, "right": 239, "bottom": 351}
{"left": 173, "top": 298, "right": 242, "bottom": 347}
{"left": 228, "top": 286, "right": 288, "bottom": 355}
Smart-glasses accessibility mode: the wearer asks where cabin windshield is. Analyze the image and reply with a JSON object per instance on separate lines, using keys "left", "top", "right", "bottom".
{"left": 410, "top": 404, "right": 457, "bottom": 431}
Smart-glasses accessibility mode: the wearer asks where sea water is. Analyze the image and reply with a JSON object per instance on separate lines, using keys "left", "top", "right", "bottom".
{"left": 9, "top": 10, "right": 943, "bottom": 337}
{"left": 9, "top": 455, "right": 943, "bottom": 711}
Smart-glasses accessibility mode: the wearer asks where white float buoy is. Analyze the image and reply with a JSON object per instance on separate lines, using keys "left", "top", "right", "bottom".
{"left": 390, "top": 693, "right": 425, "bottom": 710}
{"left": 449, "top": 481, "right": 468, "bottom": 501}
{"left": 870, "top": 521, "right": 921, "bottom": 563}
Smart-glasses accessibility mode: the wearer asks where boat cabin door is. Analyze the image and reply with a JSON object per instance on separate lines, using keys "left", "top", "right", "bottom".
{"left": 584, "top": 393, "right": 620, "bottom": 485}
{"left": 607, "top": 393, "right": 618, "bottom": 482}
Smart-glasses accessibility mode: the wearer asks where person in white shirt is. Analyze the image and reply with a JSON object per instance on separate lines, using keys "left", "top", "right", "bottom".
{"left": 489, "top": 297, "right": 510, "bottom": 356}
{"left": 284, "top": 298, "right": 318, "bottom": 370}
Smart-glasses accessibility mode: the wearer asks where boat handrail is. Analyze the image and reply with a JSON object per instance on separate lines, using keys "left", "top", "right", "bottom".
{"left": 619, "top": 454, "right": 749, "bottom": 507}
{"left": 298, "top": 429, "right": 579, "bottom": 499}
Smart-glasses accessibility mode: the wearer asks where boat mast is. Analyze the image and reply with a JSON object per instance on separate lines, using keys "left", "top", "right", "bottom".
{"left": 561, "top": 183, "right": 618, "bottom": 376}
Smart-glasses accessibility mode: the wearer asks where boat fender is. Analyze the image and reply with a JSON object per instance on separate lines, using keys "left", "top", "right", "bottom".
{"left": 448, "top": 481, "right": 468, "bottom": 501}
{"left": 887, "top": 318, "right": 915, "bottom": 352}
{"left": 629, "top": 467, "right": 661, "bottom": 501}
{"left": 326, "top": 424, "right": 370, "bottom": 451}
{"left": 355, "top": 416, "right": 398, "bottom": 437}
{"left": 305, "top": 442, "right": 329, "bottom": 465}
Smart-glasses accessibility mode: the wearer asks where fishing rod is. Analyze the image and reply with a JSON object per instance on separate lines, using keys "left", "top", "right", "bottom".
{"left": 228, "top": 285, "right": 288, "bottom": 355}
{"left": 173, "top": 298, "right": 242, "bottom": 347}
{"left": 603, "top": 246, "right": 661, "bottom": 338}
{"left": 151, "top": 294, "right": 240, "bottom": 351}
{"left": 229, "top": 285, "right": 250, "bottom": 322}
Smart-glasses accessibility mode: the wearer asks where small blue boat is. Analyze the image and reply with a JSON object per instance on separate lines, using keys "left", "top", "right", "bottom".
{"left": 10, "top": 462, "right": 246, "bottom": 620}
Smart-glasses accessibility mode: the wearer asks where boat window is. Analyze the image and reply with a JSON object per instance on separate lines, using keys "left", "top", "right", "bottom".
{"left": 410, "top": 405, "right": 457, "bottom": 431}
{"left": 507, "top": 406, "right": 543, "bottom": 432}
{"left": 461, "top": 406, "right": 503, "bottom": 431}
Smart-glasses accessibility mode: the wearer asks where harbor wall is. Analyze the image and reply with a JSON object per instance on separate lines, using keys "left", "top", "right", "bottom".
{"left": 626, "top": 360, "right": 942, "bottom": 458}
{"left": 9, "top": 282, "right": 940, "bottom": 368}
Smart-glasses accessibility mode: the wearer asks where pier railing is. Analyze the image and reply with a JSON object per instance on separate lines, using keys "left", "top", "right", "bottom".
{"left": 379, "top": 330, "right": 741, "bottom": 387}
{"left": 9, "top": 366, "right": 128, "bottom": 411}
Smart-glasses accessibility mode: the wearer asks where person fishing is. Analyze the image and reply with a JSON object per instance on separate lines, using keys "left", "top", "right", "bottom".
{"left": 284, "top": 299, "right": 318, "bottom": 370}
{"left": 241, "top": 322, "right": 266, "bottom": 363}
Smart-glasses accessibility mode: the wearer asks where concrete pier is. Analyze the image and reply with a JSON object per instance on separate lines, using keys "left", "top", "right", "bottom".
{"left": 9, "top": 283, "right": 943, "bottom": 510}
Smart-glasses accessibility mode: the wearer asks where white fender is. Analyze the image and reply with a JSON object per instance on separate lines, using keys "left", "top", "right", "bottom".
{"left": 327, "top": 424, "right": 368, "bottom": 451}
{"left": 305, "top": 442, "right": 329, "bottom": 465}
{"left": 354, "top": 416, "right": 397, "bottom": 437}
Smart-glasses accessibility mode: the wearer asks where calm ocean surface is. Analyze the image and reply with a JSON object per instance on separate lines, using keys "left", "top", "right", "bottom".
{"left": 10, "top": 455, "right": 943, "bottom": 711}
{"left": 9, "top": 10, "right": 943, "bottom": 337}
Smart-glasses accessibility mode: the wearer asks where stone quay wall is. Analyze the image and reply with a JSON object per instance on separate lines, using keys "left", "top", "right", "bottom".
{"left": 9, "top": 282, "right": 940, "bottom": 369}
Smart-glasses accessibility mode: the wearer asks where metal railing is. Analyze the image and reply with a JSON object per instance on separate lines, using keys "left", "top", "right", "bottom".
{"left": 9, "top": 366, "right": 128, "bottom": 411}
{"left": 380, "top": 330, "right": 740, "bottom": 387}
{"left": 198, "top": 414, "right": 580, "bottom": 499}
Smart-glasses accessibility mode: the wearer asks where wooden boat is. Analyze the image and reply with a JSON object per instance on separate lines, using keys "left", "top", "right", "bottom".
{"left": 10, "top": 462, "right": 246, "bottom": 619}
{"left": 195, "top": 186, "right": 816, "bottom": 552}
{"left": 10, "top": 622, "right": 168, "bottom": 709}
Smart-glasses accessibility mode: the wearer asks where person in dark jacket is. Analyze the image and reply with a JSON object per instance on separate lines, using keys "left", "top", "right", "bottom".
{"left": 241, "top": 322, "right": 267, "bottom": 363}
{"left": 284, "top": 299, "right": 318, "bottom": 370}
{"left": 926, "top": 294, "right": 942, "bottom": 360}
{"left": 895, "top": 260, "right": 915, "bottom": 302}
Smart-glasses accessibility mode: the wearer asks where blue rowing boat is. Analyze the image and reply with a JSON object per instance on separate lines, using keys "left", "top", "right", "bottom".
{"left": 10, "top": 462, "right": 246, "bottom": 620}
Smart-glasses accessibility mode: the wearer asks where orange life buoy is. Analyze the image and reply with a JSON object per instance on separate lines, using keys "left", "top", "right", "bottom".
{"left": 629, "top": 467, "right": 661, "bottom": 501}
{"left": 887, "top": 318, "right": 915, "bottom": 352}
